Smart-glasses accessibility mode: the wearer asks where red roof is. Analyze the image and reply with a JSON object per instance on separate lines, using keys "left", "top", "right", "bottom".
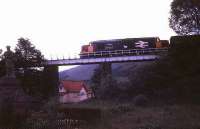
{"left": 60, "top": 80, "right": 87, "bottom": 92}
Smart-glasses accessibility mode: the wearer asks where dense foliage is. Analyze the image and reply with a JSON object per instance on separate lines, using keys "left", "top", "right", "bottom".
{"left": 0, "top": 38, "right": 53, "bottom": 99}
{"left": 146, "top": 36, "right": 200, "bottom": 103}
{"left": 12, "top": 38, "right": 45, "bottom": 97}
{"left": 91, "top": 66, "right": 118, "bottom": 99}
{"left": 91, "top": 36, "right": 200, "bottom": 104}
{"left": 15, "top": 38, "right": 44, "bottom": 68}
{"left": 90, "top": 67, "right": 102, "bottom": 98}
{"left": 0, "top": 98, "right": 23, "bottom": 128}
{"left": 169, "top": 0, "right": 200, "bottom": 35}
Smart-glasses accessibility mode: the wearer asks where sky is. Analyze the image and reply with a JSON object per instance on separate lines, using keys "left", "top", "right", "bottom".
{"left": 0, "top": 0, "right": 175, "bottom": 62}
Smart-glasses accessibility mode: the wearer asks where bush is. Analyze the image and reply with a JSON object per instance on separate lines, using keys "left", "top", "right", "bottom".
{"left": 0, "top": 98, "right": 21, "bottom": 128}
{"left": 146, "top": 36, "right": 200, "bottom": 103}
{"left": 133, "top": 94, "right": 149, "bottom": 106}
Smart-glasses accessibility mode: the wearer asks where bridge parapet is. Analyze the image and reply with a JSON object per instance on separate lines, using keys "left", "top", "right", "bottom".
{"left": 44, "top": 48, "right": 168, "bottom": 66}
{"left": 45, "top": 55, "right": 160, "bottom": 66}
{"left": 79, "top": 48, "right": 168, "bottom": 58}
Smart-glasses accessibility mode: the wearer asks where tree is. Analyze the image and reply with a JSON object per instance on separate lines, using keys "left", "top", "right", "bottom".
{"left": 15, "top": 38, "right": 44, "bottom": 68}
{"left": 0, "top": 49, "right": 2, "bottom": 59}
{"left": 169, "top": 0, "right": 200, "bottom": 35}
{"left": 0, "top": 49, "right": 5, "bottom": 77}
{"left": 146, "top": 36, "right": 200, "bottom": 103}
{"left": 91, "top": 66, "right": 118, "bottom": 99}
{"left": 90, "top": 67, "right": 102, "bottom": 98}
{"left": 14, "top": 38, "right": 45, "bottom": 97}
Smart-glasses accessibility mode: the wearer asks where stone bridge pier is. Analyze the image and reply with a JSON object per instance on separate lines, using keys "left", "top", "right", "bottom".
{"left": 100, "top": 63, "right": 112, "bottom": 77}
{"left": 99, "top": 63, "right": 112, "bottom": 85}
{"left": 43, "top": 66, "right": 59, "bottom": 97}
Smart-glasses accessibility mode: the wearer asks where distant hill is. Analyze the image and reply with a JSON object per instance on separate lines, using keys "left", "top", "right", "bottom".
{"left": 59, "top": 64, "right": 98, "bottom": 81}
{"left": 59, "top": 62, "right": 153, "bottom": 81}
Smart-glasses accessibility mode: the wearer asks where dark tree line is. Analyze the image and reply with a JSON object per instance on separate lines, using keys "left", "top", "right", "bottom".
{"left": 169, "top": 0, "right": 200, "bottom": 35}
{"left": 91, "top": 36, "right": 200, "bottom": 104}
{"left": 0, "top": 38, "right": 52, "bottom": 99}
{"left": 91, "top": 66, "right": 118, "bottom": 100}
{"left": 15, "top": 38, "right": 44, "bottom": 68}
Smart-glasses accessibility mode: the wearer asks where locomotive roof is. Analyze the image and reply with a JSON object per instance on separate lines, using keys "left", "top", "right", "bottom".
{"left": 90, "top": 37, "right": 160, "bottom": 44}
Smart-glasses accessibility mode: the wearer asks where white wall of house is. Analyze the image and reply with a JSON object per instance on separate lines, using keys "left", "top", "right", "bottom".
{"left": 79, "top": 88, "right": 88, "bottom": 101}
{"left": 59, "top": 88, "right": 88, "bottom": 103}
{"left": 60, "top": 93, "right": 80, "bottom": 103}
{"left": 59, "top": 86, "right": 66, "bottom": 93}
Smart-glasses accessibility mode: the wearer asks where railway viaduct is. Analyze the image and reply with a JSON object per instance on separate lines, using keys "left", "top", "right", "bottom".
{"left": 42, "top": 48, "right": 168, "bottom": 96}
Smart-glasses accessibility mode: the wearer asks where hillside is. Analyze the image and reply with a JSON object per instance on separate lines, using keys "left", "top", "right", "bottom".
{"left": 59, "top": 62, "right": 153, "bottom": 81}
{"left": 59, "top": 64, "right": 98, "bottom": 81}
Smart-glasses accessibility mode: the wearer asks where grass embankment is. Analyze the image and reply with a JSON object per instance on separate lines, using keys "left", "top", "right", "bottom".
{"left": 61, "top": 100, "right": 200, "bottom": 129}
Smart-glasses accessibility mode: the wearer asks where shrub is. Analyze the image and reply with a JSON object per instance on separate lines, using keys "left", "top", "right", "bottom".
{"left": 133, "top": 94, "right": 149, "bottom": 106}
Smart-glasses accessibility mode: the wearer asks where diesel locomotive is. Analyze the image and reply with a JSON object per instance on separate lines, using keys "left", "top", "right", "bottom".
{"left": 79, "top": 37, "right": 169, "bottom": 58}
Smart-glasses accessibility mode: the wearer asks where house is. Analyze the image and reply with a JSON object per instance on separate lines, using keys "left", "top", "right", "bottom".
{"left": 59, "top": 80, "right": 93, "bottom": 103}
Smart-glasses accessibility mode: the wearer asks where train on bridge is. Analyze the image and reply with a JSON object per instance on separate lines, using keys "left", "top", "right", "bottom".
{"left": 79, "top": 37, "right": 169, "bottom": 58}
{"left": 46, "top": 35, "right": 200, "bottom": 66}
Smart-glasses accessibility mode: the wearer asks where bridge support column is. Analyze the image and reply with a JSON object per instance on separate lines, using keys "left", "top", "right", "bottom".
{"left": 99, "top": 63, "right": 112, "bottom": 86}
{"left": 97, "top": 63, "right": 113, "bottom": 99}
{"left": 100, "top": 63, "right": 112, "bottom": 77}
{"left": 43, "top": 66, "right": 59, "bottom": 97}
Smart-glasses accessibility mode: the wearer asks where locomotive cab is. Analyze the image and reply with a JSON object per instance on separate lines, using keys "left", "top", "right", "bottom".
{"left": 155, "top": 38, "right": 169, "bottom": 48}
{"left": 80, "top": 44, "right": 94, "bottom": 54}
{"left": 80, "top": 43, "right": 95, "bottom": 58}
{"left": 155, "top": 38, "right": 162, "bottom": 48}
{"left": 80, "top": 45, "right": 89, "bottom": 54}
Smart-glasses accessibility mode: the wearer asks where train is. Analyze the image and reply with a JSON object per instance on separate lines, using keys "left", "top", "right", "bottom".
{"left": 79, "top": 37, "right": 169, "bottom": 58}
